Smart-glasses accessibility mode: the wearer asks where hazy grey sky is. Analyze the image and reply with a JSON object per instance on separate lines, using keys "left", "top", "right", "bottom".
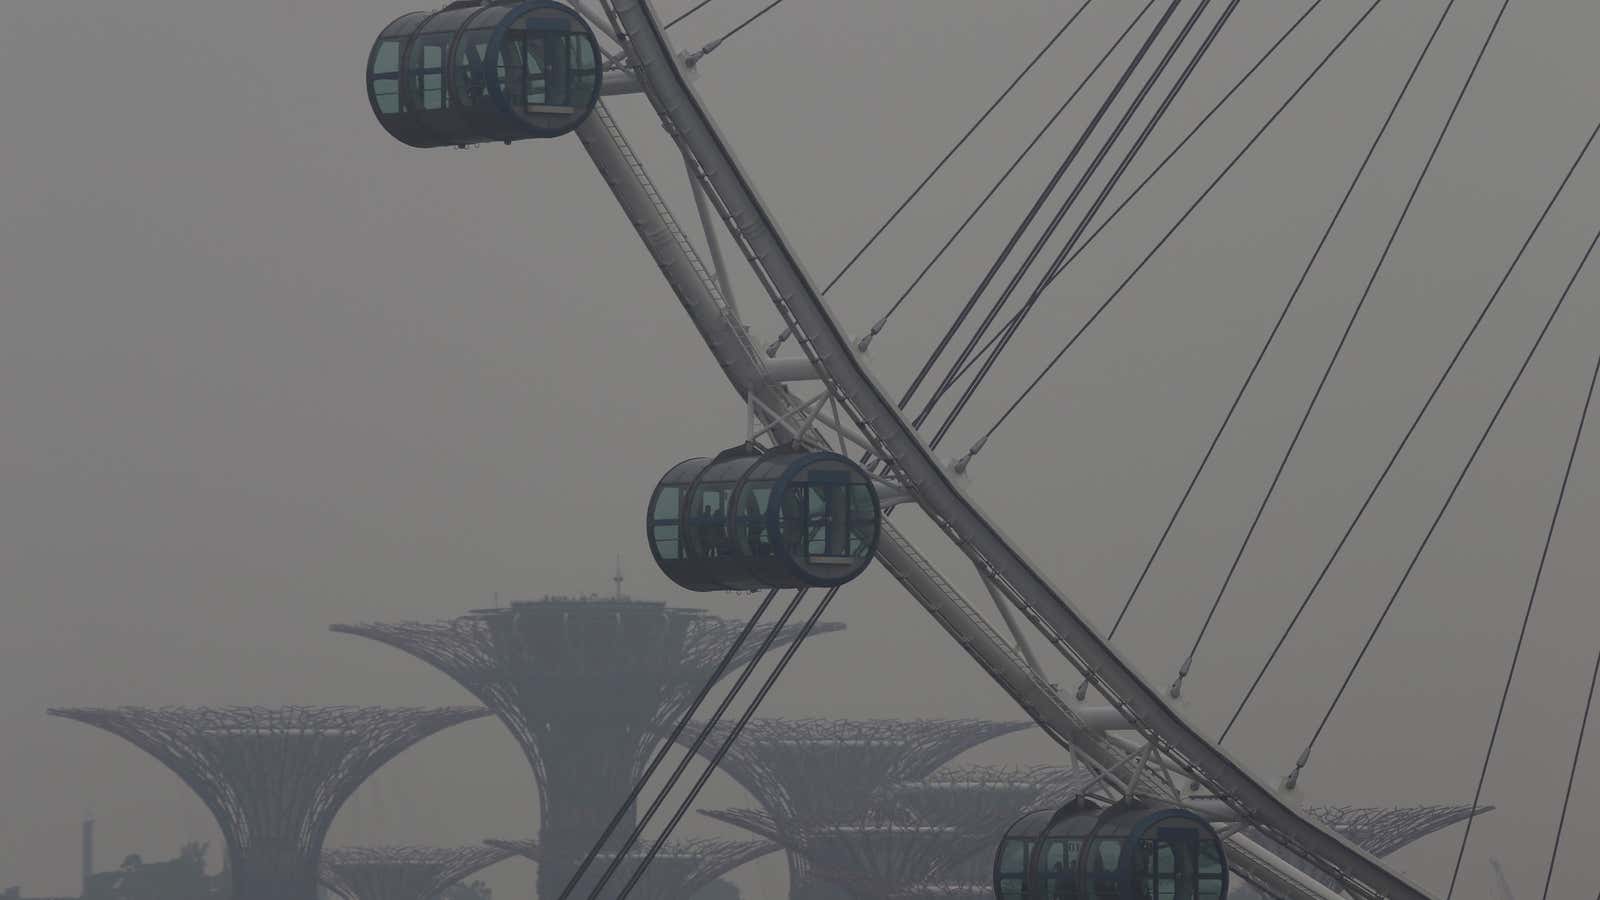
{"left": 3, "top": 0, "right": 1599, "bottom": 897}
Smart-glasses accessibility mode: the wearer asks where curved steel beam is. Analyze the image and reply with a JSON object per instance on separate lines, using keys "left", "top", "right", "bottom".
{"left": 600, "top": 3, "right": 1432, "bottom": 898}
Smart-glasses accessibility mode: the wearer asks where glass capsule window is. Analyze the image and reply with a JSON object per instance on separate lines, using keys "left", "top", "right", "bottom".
{"left": 647, "top": 447, "right": 881, "bottom": 592}
{"left": 366, "top": 1, "right": 601, "bottom": 148}
{"left": 996, "top": 805, "right": 1227, "bottom": 900}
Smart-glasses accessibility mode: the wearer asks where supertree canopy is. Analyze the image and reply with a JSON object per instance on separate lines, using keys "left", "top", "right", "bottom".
{"left": 48, "top": 705, "right": 489, "bottom": 900}
{"left": 684, "top": 719, "right": 1030, "bottom": 899}
{"left": 704, "top": 763, "right": 1079, "bottom": 900}
{"left": 319, "top": 845, "right": 515, "bottom": 900}
{"left": 1229, "top": 804, "right": 1492, "bottom": 899}
{"left": 485, "top": 835, "right": 777, "bottom": 900}
{"left": 332, "top": 597, "right": 841, "bottom": 898}
{"left": 1306, "top": 804, "right": 1489, "bottom": 859}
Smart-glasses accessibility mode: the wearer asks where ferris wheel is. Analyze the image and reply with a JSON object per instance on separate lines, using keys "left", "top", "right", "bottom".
{"left": 359, "top": 2, "right": 1600, "bottom": 898}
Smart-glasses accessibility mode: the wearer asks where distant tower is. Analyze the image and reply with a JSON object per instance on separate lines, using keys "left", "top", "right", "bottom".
{"left": 485, "top": 836, "right": 777, "bottom": 900}
{"left": 318, "top": 845, "right": 515, "bottom": 900}
{"left": 613, "top": 557, "right": 626, "bottom": 602}
{"left": 683, "top": 718, "right": 1030, "bottom": 900}
{"left": 332, "top": 599, "right": 842, "bottom": 899}
{"left": 50, "top": 705, "right": 489, "bottom": 900}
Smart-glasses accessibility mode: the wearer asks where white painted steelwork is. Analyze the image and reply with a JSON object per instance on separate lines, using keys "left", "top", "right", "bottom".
{"left": 576, "top": 4, "right": 1434, "bottom": 894}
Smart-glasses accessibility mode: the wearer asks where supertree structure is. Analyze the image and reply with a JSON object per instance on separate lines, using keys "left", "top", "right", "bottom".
{"left": 704, "top": 763, "right": 1081, "bottom": 899}
{"left": 485, "top": 836, "right": 777, "bottom": 899}
{"left": 1229, "top": 804, "right": 1492, "bottom": 899}
{"left": 48, "top": 705, "right": 488, "bottom": 900}
{"left": 887, "top": 765, "right": 1094, "bottom": 891}
{"left": 332, "top": 597, "right": 842, "bottom": 898}
{"left": 1306, "top": 805, "right": 1488, "bottom": 859}
{"left": 684, "top": 719, "right": 1030, "bottom": 899}
{"left": 319, "top": 845, "right": 515, "bottom": 900}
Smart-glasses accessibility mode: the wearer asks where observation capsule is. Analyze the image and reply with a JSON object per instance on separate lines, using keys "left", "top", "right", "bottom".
{"left": 367, "top": 0, "right": 602, "bottom": 148}
{"left": 994, "top": 801, "right": 1228, "bottom": 900}
{"left": 647, "top": 445, "right": 882, "bottom": 592}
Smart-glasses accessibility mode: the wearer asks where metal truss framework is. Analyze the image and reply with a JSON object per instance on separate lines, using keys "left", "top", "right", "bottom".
{"left": 709, "top": 764, "right": 1087, "bottom": 900}
{"left": 578, "top": 1, "right": 1430, "bottom": 896}
{"left": 890, "top": 765, "right": 1097, "bottom": 888}
{"left": 332, "top": 599, "right": 840, "bottom": 898}
{"left": 47, "top": 705, "right": 489, "bottom": 900}
{"left": 319, "top": 845, "right": 515, "bottom": 900}
{"left": 1307, "top": 805, "right": 1488, "bottom": 860}
{"left": 1229, "top": 804, "right": 1492, "bottom": 898}
{"left": 683, "top": 719, "right": 1028, "bottom": 898}
{"left": 485, "top": 836, "right": 777, "bottom": 900}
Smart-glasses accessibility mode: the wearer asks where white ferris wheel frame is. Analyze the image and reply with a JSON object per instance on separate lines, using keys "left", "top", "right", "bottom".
{"left": 572, "top": 0, "right": 1436, "bottom": 897}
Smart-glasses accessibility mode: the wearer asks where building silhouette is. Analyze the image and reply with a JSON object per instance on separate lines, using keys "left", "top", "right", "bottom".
{"left": 48, "top": 706, "right": 488, "bottom": 900}
{"left": 332, "top": 597, "right": 842, "bottom": 899}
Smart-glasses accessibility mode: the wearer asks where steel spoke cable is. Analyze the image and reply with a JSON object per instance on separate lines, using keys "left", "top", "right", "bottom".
{"left": 1160, "top": 0, "right": 1469, "bottom": 687}
{"left": 1165, "top": 0, "right": 1483, "bottom": 698}
{"left": 615, "top": 585, "right": 844, "bottom": 899}
{"left": 665, "top": 0, "right": 717, "bottom": 29}
{"left": 710, "top": 0, "right": 788, "bottom": 48}
{"left": 851, "top": 0, "right": 1161, "bottom": 385}
{"left": 901, "top": 0, "right": 1187, "bottom": 420}
{"left": 942, "top": 0, "right": 1388, "bottom": 448}
{"left": 573, "top": 587, "right": 812, "bottom": 900}
{"left": 1444, "top": 346, "right": 1600, "bottom": 899}
{"left": 1220, "top": 117, "right": 1600, "bottom": 744}
{"left": 929, "top": 0, "right": 1239, "bottom": 450}
{"left": 1541, "top": 650, "right": 1600, "bottom": 900}
{"left": 1066, "top": 0, "right": 1427, "bottom": 654}
{"left": 1025, "top": 0, "right": 1325, "bottom": 333}
{"left": 555, "top": 587, "right": 783, "bottom": 900}
{"left": 913, "top": 0, "right": 1197, "bottom": 438}
{"left": 1283, "top": 222, "right": 1600, "bottom": 787}
{"left": 765, "top": 1, "right": 1099, "bottom": 357}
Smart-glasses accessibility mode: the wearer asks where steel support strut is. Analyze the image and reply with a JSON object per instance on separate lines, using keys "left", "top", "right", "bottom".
{"left": 579, "top": 6, "right": 1430, "bottom": 896}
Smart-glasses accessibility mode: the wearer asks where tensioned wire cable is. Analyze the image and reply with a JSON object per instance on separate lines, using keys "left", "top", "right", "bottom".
{"left": 927, "top": 0, "right": 1241, "bottom": 451}
{"left": 932, "top": 0, "right": 1323, "bottom": 401}
{"left": 897, "top": 0, "right": 1189, "bottom": 421}
{"left": 1541, "top": 650, "right": 1600, "bottom": 900}
{"left": 1043, "top": 0, "right": 1492, "bottom": 701}
{"left": 761, "top": 0, "right": 1099, "bottom": 356}
{"left": 855, "top": 0, "right": 1164, "bottom": 395}
{"left": 910, "top": 0, "right": 1201, "bottom": 435}
{"left": 1082, "top": 0, "right": 1440, "bottom": 652}
{"left": 1219, "top": 115, "right": 1600, "bottom": 743}
{"left": 561, "top": 587, "right": 812, "bottom": 900}
{"left": 1156, "top": 0, "right": 1470, "bottom": 690}
{"left": 553, "top": 587, "right": 783, "bottom": 899}
{"left": 1278, "top": 222, "right": 1600, "bottom": 789}
{"left": 927, "top": 0, "right": 1386, "bottom": 445}
{"left": 614, "top": 585, "right": 844, "bottom": 899}
{"left": 1444, "top": 343, "right": 1600, "bottom": 900}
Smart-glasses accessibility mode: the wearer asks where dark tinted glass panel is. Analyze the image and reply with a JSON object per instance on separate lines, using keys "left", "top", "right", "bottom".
{"left": 372, "top": 38, "right": 403, "bottom": 113}
{"left": 453, "top": 28, "right": 495, "bottom": 108}
{"left": 734, "top": 485, "right": 773, "bottom": 557}
{"left": 1087, "top": 840, "right": 1121, "bottom": 900}
{"left": 410, "top": 33, "right": 452, "bottom": 109}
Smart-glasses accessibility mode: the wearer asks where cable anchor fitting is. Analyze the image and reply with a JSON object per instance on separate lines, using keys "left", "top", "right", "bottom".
{"left": 1283, "top": 746, "right": 1311, "bottom": 791}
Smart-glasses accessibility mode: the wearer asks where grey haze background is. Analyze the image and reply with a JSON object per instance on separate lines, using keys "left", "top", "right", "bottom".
{"left": 3, "top": 0, "right": 1599, "bottom": 896}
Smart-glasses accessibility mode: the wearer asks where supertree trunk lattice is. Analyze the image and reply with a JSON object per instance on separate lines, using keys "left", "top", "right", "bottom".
{"left": 333, "top": 597, "right": 841, "bottom": 898}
